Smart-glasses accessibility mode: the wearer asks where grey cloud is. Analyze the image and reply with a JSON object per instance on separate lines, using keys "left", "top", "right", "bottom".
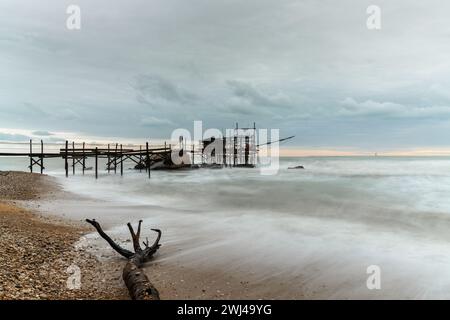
{"left": 24, "top": 103, "right": 80, "bottom": 121}
{"left": 227, "top": 80, "right": 292, "bottom": 109}
{"left": 32, "top": 130, "right": 54, "bottom": 136}
{"left": 2, "top": 0, "right": 450, "bottom": 148}
{"left": 5, "top": 103, "right": 80, "bottom": 122}
{"left": 140, "top": 116, "right": 175, "bottom": 127}
{"left": 0, "top": 132, "right": 31, "bottom": 142}
{"left": 133, "top": 74, "right": 197, "bottom": 106}
{"left": 340, "top": 98, "right": 450, "bottom": 119}
{"left": 224, "top": 97, "right": 274, "bottom": 116}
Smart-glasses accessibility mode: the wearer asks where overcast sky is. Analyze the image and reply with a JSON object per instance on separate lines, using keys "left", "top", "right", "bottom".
{"left": 2, "top": 0, "right": 450, "bottom": 153}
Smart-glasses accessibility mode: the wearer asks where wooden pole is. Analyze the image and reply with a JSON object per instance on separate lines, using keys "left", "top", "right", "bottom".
{"left": 29, "top": 139, "right": 33, "bottom": 173}
{"left": 95, "top": 147, "right": 98, "bottom": 179}
{"left": 253, "top": 122, "right": 256, "bottom": 166}
{"left": 191, "top": 144, "right": 194, "bottom": 165}
{"left": 65, "top": 140, "right": 68, "bottom": 177}
{"left": 139, "top": 145, "right": 142, "bottom": 173}
{"left": 146, "top": 142, "right": 150, "bottom": 179}
{"left": 235, "top": 123, "right": 238, "bottom": 167}
{"left": 233, "top": 136, "right": 237, "bottom": 167}
{"left": 245, "top": 136, "right": 249, "bottom": 165}
{"left": 72, "top": 141, "right": 75, "bottom": 175}
{"left": 82, "top": 142, "right": 85, "bottom": 175}
{"left": 114, "top": 143, "right": 118, "bottom": 174}
{"left": 223, "top": 137, "right": 227, "bottom": 167}
{"left": 40, "top": 140, "right": 44, "bottom": 174}
{"left": 107, "top": 144, "right": 111, "bottom": 174}
{"left": 120, "top": 144, "right": 123, "bottom": 176}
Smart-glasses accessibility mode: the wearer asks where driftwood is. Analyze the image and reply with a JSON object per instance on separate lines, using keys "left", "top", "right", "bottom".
{"left": 86, "top": 219, "right": 161, "bottom": 300}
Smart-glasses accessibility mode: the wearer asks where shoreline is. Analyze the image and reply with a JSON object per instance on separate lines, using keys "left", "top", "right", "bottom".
{"left": 2, "top": 167, "right": 449, "bottom": 299}
{"left": 0, "top": 171, "right": 128, "bottom": 300}
{"left": 0, "top": 170, "right": 393, "bottom": 300}
{"left": 0, "top": 171, "right": 264, "bottom": 299}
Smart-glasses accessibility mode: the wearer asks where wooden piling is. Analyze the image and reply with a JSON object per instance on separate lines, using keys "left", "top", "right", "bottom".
{"left": 29, "top": 139, "right": 33, "bottom": 173}
{"left": 65, "top": 140, "right": 68, "bottom": 177}
{"left": 146, "top": 142, "right": 150, "bottom": 179}
{"left": 82, "top": 142, "right": 86, "bottom": 175}
{"left": 233, "top": 136, "right": 237, "bottom": 167}
{"left": 223, "top": 137, "right": 227, "bottom": 167}
{"left": 72, "top": 141, "right": 75, "bottom": 175}
{"left": 107, "top": 144, "right": 111, "bottom": 174}
{"left": 114, "top": 143, "right": 118, "bottom": 174}
{"left": 139, "top": 145, "right": 142, "bottom": 173}
{"left": 245, "top": 136, "right": 249, "bottom": 165}
{"left": 120, "top": 144, "right": 123, "bottom": 176}
{"left": 40, "top": 140, "right": 44, "bottom": 174}
{"left": 191, "top": 144, "right": 195, "bottom": 165}
{"left": 95, "top": 147, "right": 98, "bottom": 179}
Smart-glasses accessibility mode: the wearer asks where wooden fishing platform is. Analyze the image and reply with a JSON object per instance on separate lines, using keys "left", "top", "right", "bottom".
{"left": 0, "top": 123, "right": 294, "bottom": 179}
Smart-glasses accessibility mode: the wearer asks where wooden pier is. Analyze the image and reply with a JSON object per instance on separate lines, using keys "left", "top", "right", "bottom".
{"left": 0, "top": 123, "right": 294, "bottom": 178}
{"left": 0, "top": 140, "right": 172, "bottom": 179}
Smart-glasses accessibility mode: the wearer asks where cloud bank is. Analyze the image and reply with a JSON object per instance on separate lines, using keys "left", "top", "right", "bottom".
{"left": 2, "top": 0, "right": 450, "bottom": 149}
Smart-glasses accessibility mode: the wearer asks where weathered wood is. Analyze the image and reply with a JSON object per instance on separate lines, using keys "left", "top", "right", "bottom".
{"left": 139, "top": 145, "right": 142, "bottom": 173}
{"left": 233, "top": 136, "right": 237, "bottom": 167}
{"left": 223, "top": 137, "right": 227, "bottom": 166}
{"left": 40, "top": 140, "right": 44, "bottom": 174}
{"left": 82, "top": 142, "right": 86, "bottom": 175}
{"left": 65, "top": 140, "right": 69, "bottom": 177}
{"left": 29, "top": 140, "right": 33, "bottom": 173}
{"left": 146, "top": 142, "right": 150, "bottom": 178}
{"left": 115, "top": 143, "right": 118, "bottom": 174}
{"left": 86, "top": 219, "right": 161, "bottom": 300}
{"left": 95, "top": 147, "right": 98, "bottom": 179}
{"left": 107, "top": 144, "right": 110, "bottom": 174}
{"left": 86, "top": 219, "right": 134, "bottom": 258}
{"left": 72, "top": 141, "right": 75, "bottom": 175}
{"left": 120, "top": 144, "right": 123, "bottom": 176}
{"left": 0, "top": 142, "right": 193, "bottom": 177}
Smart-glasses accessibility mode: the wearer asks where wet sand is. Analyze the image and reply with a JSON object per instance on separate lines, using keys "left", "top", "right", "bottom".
{"left": 23, "top": 194, "right": 275, "bottom": 299}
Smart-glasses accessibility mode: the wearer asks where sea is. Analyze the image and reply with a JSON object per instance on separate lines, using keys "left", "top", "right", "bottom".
{"left": 2, "top": 155, "right": 450, "bottom": 298}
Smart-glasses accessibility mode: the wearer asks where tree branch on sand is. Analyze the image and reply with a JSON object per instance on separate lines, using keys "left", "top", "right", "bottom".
{"left": 86, "top": 219, "right": 162, "bottom": 300}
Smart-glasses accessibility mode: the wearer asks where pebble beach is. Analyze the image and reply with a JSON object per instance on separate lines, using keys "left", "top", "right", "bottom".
{"left": 0, "top": 171, "right": 128, "bottom": 300}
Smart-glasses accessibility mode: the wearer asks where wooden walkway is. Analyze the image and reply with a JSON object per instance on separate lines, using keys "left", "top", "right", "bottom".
{"left": 0, "top": 140, "right": 172, "bottom": 179}
{"left": 0, "top": 125, "right": 295, "bottom": 179}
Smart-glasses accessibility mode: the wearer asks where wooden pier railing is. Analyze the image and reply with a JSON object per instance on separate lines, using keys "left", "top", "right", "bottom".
{"left": 0, "top": 140, "right": 172, "bottom": 179}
